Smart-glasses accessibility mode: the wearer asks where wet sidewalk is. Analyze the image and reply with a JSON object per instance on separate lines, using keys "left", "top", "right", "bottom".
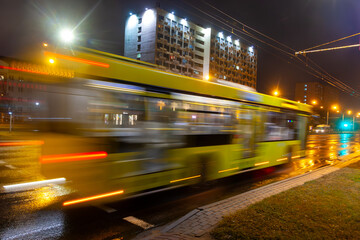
{"left": 134, "top": 151, "right": 360, "bottom": 240}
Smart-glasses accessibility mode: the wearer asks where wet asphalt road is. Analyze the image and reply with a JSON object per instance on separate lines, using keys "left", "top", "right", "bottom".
{"left": 0, "top": 133, "right": 359, "bottom": 240}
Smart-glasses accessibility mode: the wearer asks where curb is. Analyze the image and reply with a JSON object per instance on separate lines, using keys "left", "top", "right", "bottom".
{"left": 134, "top": 151, "right": 360, "bottom": 239}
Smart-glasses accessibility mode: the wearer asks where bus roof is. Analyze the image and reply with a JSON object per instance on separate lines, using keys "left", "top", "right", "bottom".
{"left": 45, "top": 46, "right": 312, "bottom": 114}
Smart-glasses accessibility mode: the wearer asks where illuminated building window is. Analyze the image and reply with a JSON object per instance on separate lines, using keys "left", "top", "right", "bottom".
{"left": 304, "top": 88, "right": 307, "bottom": 91}
{"left": 305, "top": 84, "right": 307, "bottom": 87}
{"left": 137, "top": 53, "right": 141, "bottom": 60}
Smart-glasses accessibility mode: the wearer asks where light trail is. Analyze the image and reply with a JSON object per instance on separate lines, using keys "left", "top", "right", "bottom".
{"left": 3, "top": 178, "right": 66, "bottom": 192}
{"left": 63, "top": 190, "right": 124, "bottom": 206}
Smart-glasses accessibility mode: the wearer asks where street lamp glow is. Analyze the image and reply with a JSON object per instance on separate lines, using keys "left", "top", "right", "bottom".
{"left": 49, "top": 58, "right": 55, "bottom": 64}
{"left": 59, "top": 29, "right": 74, "bottom": 43}
{"left": 332, "top": 105, "right": 338, "bottom": 110}
{"left": 347, "top": 110, "right": 352, "bottom": 115}
{"left": 320, "top": 106, "right": 324, "bottom": 109}
{"left": 204, "top": 75, "right": 210, "bottom": 81}
{"left": 43, "top": 42, "right": 48, "bottom": 47}
{"left": 312, "top": 100, "right": 317, "bottom": 105}
{"left": 273, "top": 90, "right": 279, "bottom": 96}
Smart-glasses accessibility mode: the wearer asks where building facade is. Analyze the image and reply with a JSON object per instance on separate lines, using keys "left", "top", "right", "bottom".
{"left": 124, "top": 8, "right": 257, "bottom": 89}
{"left": 295, "top": 82, "right": 339, "bottom": 107}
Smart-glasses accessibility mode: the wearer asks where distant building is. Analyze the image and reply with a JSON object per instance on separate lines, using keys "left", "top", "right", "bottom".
{"left": 0, "top": 58, "right": 71, "bottom": 124}
{"left": 124, "top": 8, "right": 257, "bottom": 89}
{"left": 295, "top": 82, "right": 339, "bottom": 107}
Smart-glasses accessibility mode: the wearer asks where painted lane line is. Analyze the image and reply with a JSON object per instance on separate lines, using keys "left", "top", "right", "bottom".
{"left": 123, "top": 216, "right": 154, "bottom": 230}
{"left": 96, "top": 204, "right": 117, "bottom": 213}
{"left": 3, "top": 178, "right": 66, "bottom": 192}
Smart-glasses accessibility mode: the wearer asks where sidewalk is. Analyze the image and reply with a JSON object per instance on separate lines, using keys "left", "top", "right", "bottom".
{"left": 134, "top": 151, "right": 360, "bottom": 240}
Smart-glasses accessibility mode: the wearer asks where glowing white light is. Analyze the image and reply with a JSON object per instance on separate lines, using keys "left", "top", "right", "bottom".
{"left": 59, "top": 29, "right": 74, "bottom": 43}
{"left": 180, "top": 18, "right": 188, "bottom": 25}
{"left": 192, "top": 115, "right": 197, "bottom": 119}
{"left": 169, "top": 12, "right": 175, "bottom": 20}
{"left": 235, "top": 39, "right": 240, "bottom": 46}
{"left": 3, "top": 178, "right": 66, "bottom": 192}
{"left": 129, "top": 12, "right": 133, "bottom": 16}
{"left": 35, "top": 102, "right": 39, "bottom": 106}
{"left": 227, "top": 36, "right": 232, "bottom": 42}
{"left": 218, "top": 32, "right": 224, "bottom": 38}
{"left": 128, "top": 14, "right": 138, "bottom": 28}
{"left": 249, "top": 46, "right": 254, "bottom": 52}
{"left": 143, "top": 9, "right": 155, "bottom": 25}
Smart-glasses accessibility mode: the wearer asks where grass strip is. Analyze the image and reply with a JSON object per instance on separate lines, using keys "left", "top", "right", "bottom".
{"left": 211, "top": 161, "right": 360, "bottom": 240}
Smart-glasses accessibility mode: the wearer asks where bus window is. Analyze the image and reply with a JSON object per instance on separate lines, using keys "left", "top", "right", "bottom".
{"left": 264, "top": 111, "right": 297, "bottom": 141}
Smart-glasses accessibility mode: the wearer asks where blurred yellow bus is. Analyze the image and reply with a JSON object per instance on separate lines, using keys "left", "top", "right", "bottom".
{"left": 0, "top": 47, "right": 312, "bottom": 206}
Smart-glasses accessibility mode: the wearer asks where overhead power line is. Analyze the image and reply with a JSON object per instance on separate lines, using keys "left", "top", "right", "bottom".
{"left": 175, "top": 0, "right": 360, "bottom": 97}
{"left": 295, "top": 44, "right": 360, "bottom": 55}
{"left": 302, "top": 32, "right": 360, "bottom": 51}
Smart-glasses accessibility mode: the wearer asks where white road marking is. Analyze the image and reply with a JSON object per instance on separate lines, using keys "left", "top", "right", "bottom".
{"left": 0, "top": 160, "right": 6, "bottom": 164}
{"left": 5, "top": 165, "right": 16, "bottom": 169}
{"left": 95, "top": 204, "right": 117, "bottom": 213}
{"left": 123, "top": 216, "right": 154, "bottom": 230}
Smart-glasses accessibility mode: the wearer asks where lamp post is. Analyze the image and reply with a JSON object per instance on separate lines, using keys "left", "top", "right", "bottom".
{"left": 326, "top": 105, "right": 338, "bottom": 125}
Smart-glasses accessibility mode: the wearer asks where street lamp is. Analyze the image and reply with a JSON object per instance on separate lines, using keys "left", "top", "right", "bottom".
{"left": 326, "top": 105, "right": 340, "bottom": 125}
{"left": 312, "top": 100, "right": 317, "bottom": 105}
{"left": 59, "top": 29, "right": 74, "bottom": 44}
{"left": 273, "top": 90, "right": 279, "bottom": 97}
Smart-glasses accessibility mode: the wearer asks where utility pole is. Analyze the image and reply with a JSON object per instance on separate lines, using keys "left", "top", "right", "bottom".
{"left": 295, "top": 44, "right": 360, "bottom": 55}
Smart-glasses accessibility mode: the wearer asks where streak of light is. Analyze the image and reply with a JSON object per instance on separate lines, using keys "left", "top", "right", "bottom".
{"left": 40, "top": 151, "right": 107, "bottom": 163}
{"left": 3, "top": 178, "right": 66, "bottom": 192}
{"left": 218, "top": 167, "right": 239, "bottom": 173}
{"left": 0, "top": 65, "right": 49, "bottom": 75}
{"left": 276, "top": 157, "right": 287, "bottom": 162}
{"left": 44, "top": 51, "right": 110, "bottom": 68}
{"left": 0, "top": 140, "right": 44, "bottom": 146}
{"left": 291, "top": 155, "right": 301, "bottom": 159}
{"left": 85, "top": 82, "right": 143, "bottom": 94}
{"left": 255, "top": 161, "right": 269, "bottom": 166}
{"left": 63, "top": 189, "right": 124, "bottom": 206}
{"left": 170, "top": 175, "right": 201, "bottom": 183}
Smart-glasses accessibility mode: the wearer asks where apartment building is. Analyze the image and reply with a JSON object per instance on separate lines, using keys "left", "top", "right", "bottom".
{"left": 124, "top": 8, "right": 257, "bottom": 89}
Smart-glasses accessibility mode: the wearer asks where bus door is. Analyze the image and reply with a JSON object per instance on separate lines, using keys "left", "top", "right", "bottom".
{"left": 239, "top": 106, "right": 263, "bottom": 159}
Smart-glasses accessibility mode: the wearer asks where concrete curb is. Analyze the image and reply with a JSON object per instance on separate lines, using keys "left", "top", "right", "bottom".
{"left": 134, "top": 151, "right": 360, "bottom": 240}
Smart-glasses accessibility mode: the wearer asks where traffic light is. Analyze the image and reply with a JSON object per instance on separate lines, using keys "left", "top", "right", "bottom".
{"left": 339, "top": 120, "right": 352, "bottom": 131}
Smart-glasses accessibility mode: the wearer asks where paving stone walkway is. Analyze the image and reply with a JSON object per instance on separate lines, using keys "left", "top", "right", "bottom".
{"left": 134, "top": 152, "right": 360, "bottom": 240}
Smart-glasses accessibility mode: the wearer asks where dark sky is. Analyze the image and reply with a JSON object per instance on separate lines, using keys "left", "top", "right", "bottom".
{"left": 1, "top": 0, "right": 360, "bottom": 108}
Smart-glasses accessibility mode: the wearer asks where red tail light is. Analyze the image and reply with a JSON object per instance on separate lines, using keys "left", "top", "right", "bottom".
{"left": 40, "top": 151, "right": 108, "bottom": 163}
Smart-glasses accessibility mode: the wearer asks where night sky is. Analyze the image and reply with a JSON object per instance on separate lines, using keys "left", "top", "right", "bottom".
{"left": 1, "top": 0, "right": 360, "bottom": 108}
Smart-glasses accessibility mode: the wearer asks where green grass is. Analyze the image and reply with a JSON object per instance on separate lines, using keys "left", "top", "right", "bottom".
{"left": 211, "top": 161, "right": 360, "bottom": 240}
